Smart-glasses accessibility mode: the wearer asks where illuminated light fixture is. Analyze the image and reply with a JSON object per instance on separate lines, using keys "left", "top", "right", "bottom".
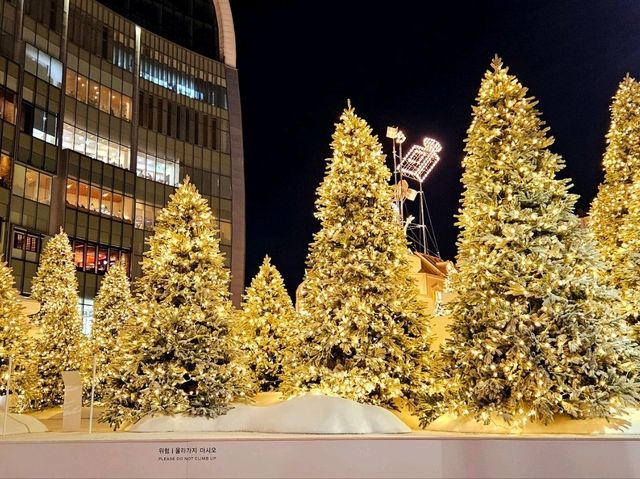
{"left": 386, "top": 126, "right": 406, "bottom": 144}
{"left": 398, "top": 137, "right": 442, "bottom": 182}
{"left": 394, "top": 179, "right": 418, "bottom": 202}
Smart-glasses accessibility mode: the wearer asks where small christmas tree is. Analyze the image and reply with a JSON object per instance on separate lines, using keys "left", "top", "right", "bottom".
{"left": 90, "top": 259, "right": 136, "bottom": 402}
{"left": 438, "top": 57, "right": 640, "bottom": 426}
{"left": 615, "top": 178, "right": 640, "bottom": 336}
{"left": 590, "top": 75, "right": 640, "bottom": 325}
{"left": 280, "top": 105, "right": 436, "bottom": 411}
{"left": 236, "top": 255, "right": 296, "bottom": 392}
{"left": 102, "top": 179, "right": 253, "bottom": 429}
{"left": 30, "top": 230, "right": 89, "bottom": 409}
{"left": 0, "top": 259, "right": 37, "bottom": 412}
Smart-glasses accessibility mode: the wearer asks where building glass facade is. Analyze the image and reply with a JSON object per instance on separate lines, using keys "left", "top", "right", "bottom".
{"left": 0, "top": 0, "right": 245, "bottom": 332}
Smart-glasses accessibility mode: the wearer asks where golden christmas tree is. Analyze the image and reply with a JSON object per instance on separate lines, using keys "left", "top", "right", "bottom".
{"left": 438, "top": 58, "right": 640, "bottom": 426}
{"left": 280, "top": 106, "right": 437, "bottom": 411}
{"left": 236, "top": 255, "right": 296, "bottom": 392}
{"left": 90, "top": 259, "right": 136, "bottom": 403}
{"left": 30, "top": 230, "right": 89, "bottom": 409}
{"left": 590, "top": 75, "right": 640, "bottom": 326}
{"left": 101, "top": 178, "right": 253, "bottom": 429}
{"left": 0, "top": 259, "right": 37, "bottom": 412}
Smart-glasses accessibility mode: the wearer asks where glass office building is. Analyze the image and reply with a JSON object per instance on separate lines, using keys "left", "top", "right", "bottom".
{"left": 0, "top": 0, "right": 245, "bottom": 330}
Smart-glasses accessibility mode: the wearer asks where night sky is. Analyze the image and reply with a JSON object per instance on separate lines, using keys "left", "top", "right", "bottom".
{"left": 230, "top": 0, "right": 640, "bottom": 295}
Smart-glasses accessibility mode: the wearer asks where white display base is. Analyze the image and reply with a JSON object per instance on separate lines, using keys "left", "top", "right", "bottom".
{"left": 3, "top": 431, "right": 640, "bottom": 478}
{"left": 131, "top": 395, "right": 410, "bottom": 434}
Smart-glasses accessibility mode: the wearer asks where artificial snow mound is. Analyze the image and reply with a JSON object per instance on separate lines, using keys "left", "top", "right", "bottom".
{"left": 0, "top": 413, "right": 48, "bottom": 435}
{"left": 427, "top": 410, "right": 640, "bottom": 435}
{"left": 130, "top": 394, "right": 410, "bottom": 434}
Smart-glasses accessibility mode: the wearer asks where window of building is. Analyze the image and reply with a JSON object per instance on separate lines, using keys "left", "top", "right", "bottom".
{"left": 71, "top": 238, "right": 130, "bottom": 275}
{"left": 25, "top": 44, "right": 62, "bottom": 88}
{"left": 64, "top": 69, "right": 132, "bottom": 121}
{"left": 62, "top": 123, "right": 130, "bottom": 169}
{"left": 134, "top": 200, "right": 162, "bottom": 230}
{"left": 31, "top": 106, "right": 58, "bottom": 145}
{"left": 136, "top": 152, "right": 179, "bottom": 187}
{"left": 13, "top": 229, "right": 40, "bottom": 259}
{"left": 66, "top": 177, "right": 133, "bottom": 222}
{"left": 0, "top": 153, "right": 12, "bottom": 188}
{"left": 12, "top": 164, "right": 52, "bottom": 204}
{"left": 0, "top": 88, "right": 17, "bottom": 124}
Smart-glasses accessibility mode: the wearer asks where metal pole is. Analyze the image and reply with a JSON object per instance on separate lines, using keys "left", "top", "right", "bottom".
{"left": 88, "top": 355, "right": 96, "bottom": 433}
{"left": 2, "top": 356, "right": 12, "bottom": 436}
{"left": 419, "top": 184, "right": 427, "bottom": 254}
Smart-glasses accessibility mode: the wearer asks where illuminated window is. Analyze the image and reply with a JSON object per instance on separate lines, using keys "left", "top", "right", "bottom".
{"left": 13, "top": 164, "right": 51, "bottom": 204}
{"left": 0, "top": 153, "right": 12, "bottom": 188}
{"left": 25, "top": 44, "right": 62, "bottom": 88}
{"left": 0, "top": 88, "right": 17, "bottom": 124}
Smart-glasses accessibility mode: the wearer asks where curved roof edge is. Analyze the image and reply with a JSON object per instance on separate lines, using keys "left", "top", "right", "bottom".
{"left": 212, "top": 0, "right": 237, "bottom": 68}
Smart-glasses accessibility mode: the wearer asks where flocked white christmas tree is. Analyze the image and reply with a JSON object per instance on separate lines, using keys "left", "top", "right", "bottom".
{"left": 90, "top": 259, "right": 136, "bottom": 403}
{"left": 0, "top": 259, "right": 37, "bottom": 412}
{"left": 590, "top": 75, "right": 640, "bottom": 329}
{"left": 280, "top": 105, "right": 437, "bottom": 412}
{"left": 101, "top": 178, "right": 254, "bottom": 429}
{"left": 236, "top": 255, "right": 297, "bottom": 392}
{"left": 30, "top": 230, "right": 89, "bottom": 409}
{"left": 436, "top": 58, "right": 640, "bottom": 426}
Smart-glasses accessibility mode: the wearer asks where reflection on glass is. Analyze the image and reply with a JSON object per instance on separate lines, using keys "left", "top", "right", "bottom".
{"left": 77, "top": 74, "right": 88, "bottom": 102}
{"left": 24, "top": 169, "right": 38, "bottom": 201}
{"left": 85, "top": 244, "right": 96, "bottom": 272}
{"left": 66, "top": 179, "right": 78, "bottom": 206}
{"left": 124, "top": 196, "right": 133, "bottom": 222}
{"left": 38, "top": 174, "right": 52, "bottom": 204}
{"left": 144, "top": 204, "right": 154, "bottom": 229}
{"left": 89, "top": 185, "right": 101, "bottom": 212}
{"left": 121, "top": 95, "right": 132, "bottom": 121}
{"left": 78, "top": 182, "right": 89, "bottom": 209}
{"left": 62, "top": 123, "right": 73, "bottom": 150}
{"left": 109, "top": 249, "right": 119, "bottom": 267}
{"left": 111, "top": 92, "right": 121, "bottom": 117}
{"left": 99, "top": 85, "right": 110, "bottom": 113}
{"left": 112, "top": 193, "right": 123, "bottom": 219}
{"left": 101, "top": 191, "right": 112, "bottom": 216}
{"left": 135, "top": 202, "right": 144, "bottom": 229}
{"left": 65, "top": 69, "right": 76, "bottom": 97}
{"left": 73, "top": 241, "right": 84, "bottom": 270}
{"left": 88, "top": 80, "right": 100, "bottom": 108}
{"left": 97, "top": 137, "right": 108, "bottom": 163}
{"left": 12, "top": 164, "right": 25, "bottom": 197}
{"left": 97, "top": 246, "right": 108, "bottom": 274}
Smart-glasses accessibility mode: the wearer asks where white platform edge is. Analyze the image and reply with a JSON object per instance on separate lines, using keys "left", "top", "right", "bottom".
{"left": 3, "top": 433, "right": 640, "bottom": 478}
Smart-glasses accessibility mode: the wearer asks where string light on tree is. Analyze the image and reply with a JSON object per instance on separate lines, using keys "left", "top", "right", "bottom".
{"left": 280, "top": 104, "right": 439, "bottom": 415}
{"left": 235, "top": 255, "right": 297, "bottom": 392}
{"left": 434, "top": 57, "right": 640, "bottom": 426}
{"left": 0, "top": 259, "right": 37, "bottom": 412}
{"left": 101, "top": 178, "right": 254, "bottom": 429}
{"left": 590, "top": 75, "right": 640, "bottom": 331}
{"left": 30, "top": 229, "right": 89, "bottom": 410}
{"left": 90, "top": 259, "right": 136, "bottom": 404}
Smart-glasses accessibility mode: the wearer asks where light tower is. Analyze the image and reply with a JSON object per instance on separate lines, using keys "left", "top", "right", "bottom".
{"left": 386, "top": 128, "right": 442, "bottom": 256}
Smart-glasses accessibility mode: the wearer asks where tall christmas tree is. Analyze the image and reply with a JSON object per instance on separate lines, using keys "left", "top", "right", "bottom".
{"left": 30, "top": 230, "right": 89, "bottom": 409}
{"left": 438, "top": 58, "right": 640, "bottom": 425}
{"left": 0, "top": 259, "right": 37, "bottom": 412}
{"left": 590, "top": 75, "right": 640, "bottom": 325}
{"left": 236, "top": 255, "right": 296, "bottom": 392}
{"left": 102, "top": 179, "right": 253, "bottom": 429}
{"left": 280, "top": 105, "right": 435, "bottom": 410}
{"left": 90, "top": 259, "right": 136, "bottom": 402}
